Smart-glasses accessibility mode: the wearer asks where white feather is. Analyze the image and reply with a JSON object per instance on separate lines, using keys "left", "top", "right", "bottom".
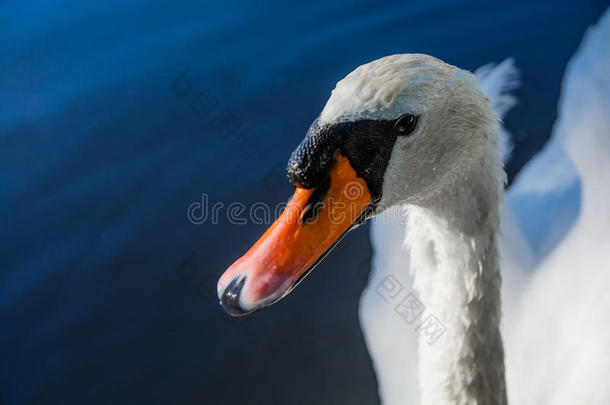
{"left": 475, "top": 58, "right": 520, "bottom": 161}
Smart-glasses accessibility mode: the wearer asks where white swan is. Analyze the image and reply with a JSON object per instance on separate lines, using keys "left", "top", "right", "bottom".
{"left": 361, "top": 8, "right": 610, "bottom": 405}
{"left": 217, "top": 8, "right": 610, "bottom": 405}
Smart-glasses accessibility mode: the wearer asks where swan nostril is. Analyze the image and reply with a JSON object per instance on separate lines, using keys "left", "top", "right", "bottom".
{"left": 219, "top": 277, "right": 250, "bottom": 317}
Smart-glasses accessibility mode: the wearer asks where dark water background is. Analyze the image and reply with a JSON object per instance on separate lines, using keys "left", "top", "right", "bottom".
{"left": 1, "top": 1, "right": 607, "bottom": 403}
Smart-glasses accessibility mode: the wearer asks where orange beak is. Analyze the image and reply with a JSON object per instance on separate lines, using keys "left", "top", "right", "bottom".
{"left": 217, "top": 154, "right": 371, "bottom": 315}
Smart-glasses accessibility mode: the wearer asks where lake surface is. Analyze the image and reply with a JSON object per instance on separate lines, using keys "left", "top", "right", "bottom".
{"left": 1, "top": 1, "right": 607, "bottom": 403}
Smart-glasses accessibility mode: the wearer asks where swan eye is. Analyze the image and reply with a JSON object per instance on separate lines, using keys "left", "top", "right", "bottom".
{"left": 394, "top": 114, "right": 418, "bottom": 136}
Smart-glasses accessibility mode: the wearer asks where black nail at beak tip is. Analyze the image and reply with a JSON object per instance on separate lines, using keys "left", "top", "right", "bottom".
{"left": 219, "top": 277, "right": 251, "bottom": 317}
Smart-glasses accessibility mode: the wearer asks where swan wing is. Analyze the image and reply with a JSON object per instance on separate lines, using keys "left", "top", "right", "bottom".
{"left": 506, "top": 8, "right": 610, "bottom": 404}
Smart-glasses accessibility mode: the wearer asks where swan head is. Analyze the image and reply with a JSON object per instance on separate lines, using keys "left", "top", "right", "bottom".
{"left": 218, "top": 54, "right": 500, "bottom": 316}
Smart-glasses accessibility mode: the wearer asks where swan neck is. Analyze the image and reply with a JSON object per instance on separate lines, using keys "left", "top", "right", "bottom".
{"left": 407, "top": 163, "right": 506, "bottom": 405}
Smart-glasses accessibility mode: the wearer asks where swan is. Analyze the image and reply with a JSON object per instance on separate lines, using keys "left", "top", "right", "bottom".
{"left": 217, "top": 8, "right": 610, "bottom": 404}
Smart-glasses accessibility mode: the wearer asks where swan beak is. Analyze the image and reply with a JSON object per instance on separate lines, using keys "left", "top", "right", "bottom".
{"left": 217, "top": 155, "right": 371, "bottom": 316}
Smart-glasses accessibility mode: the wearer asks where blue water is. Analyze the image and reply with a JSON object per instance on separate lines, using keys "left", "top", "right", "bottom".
{"left": 1, "top": 1, "right": 607, "bottom": 403}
